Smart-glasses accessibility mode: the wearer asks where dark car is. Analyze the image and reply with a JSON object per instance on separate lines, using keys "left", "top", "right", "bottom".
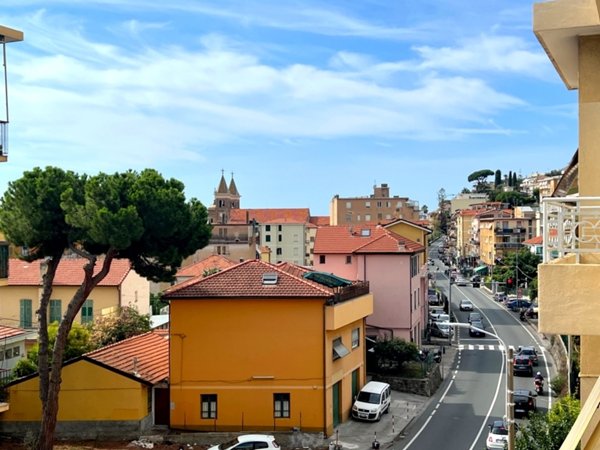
{"left": 513, "top": 355, "right": 534, "bottom": 376}
{"left": 471, "top": 275, "right": 481, "bottom": 288}
{"left": 430, "top": 321, "right": 452, "bottom": 338}
{"left": 516, "top": 346, "right": 539, "bottom": 366}
{"left": 469, "top": 319, "right": 486, "bottom": 337}
{"left": 507, "top": 299, "right": 532, "bottom": 312}
{"left": 513, "top": 389, "right": 537, "bottom": 418}
{"left": 468, "top": 312, "right": 482, "bottom": 324}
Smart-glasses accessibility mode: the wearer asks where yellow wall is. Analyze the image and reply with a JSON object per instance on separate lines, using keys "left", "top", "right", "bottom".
{"left": 170, "top": 296, "right": 369, "bottom": 435}
{"left": 1, "top": 360, "right": 149, "bottom": 422}
{"left": 386, "top": 222, "right": 428, "bottom": 266}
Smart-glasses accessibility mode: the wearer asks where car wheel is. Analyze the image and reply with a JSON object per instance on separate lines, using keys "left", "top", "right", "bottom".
{"left": 375, "top": 412, "right": 381, "bottom": 422}
{"left": 384, "top": 404, "right": 390, "bottom": 414}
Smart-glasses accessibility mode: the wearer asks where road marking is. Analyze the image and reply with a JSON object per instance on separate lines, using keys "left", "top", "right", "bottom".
{"left": 458, "top": 344, "right": 523, "bottom": 351}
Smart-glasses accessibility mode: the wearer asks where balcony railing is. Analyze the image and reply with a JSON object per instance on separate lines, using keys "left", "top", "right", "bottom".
{"left": 494, "top": 242, "right": 521, "bottom": 249}
{"left": 542, "top": 196, "right": 600, "bottom": 262}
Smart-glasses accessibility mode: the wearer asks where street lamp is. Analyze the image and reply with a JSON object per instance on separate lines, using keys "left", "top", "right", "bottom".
{"left": 441, "top": 322, "right": 516, "bottom": 450}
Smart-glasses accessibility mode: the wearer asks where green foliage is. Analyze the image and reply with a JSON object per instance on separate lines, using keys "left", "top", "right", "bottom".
{"left": 12, "top": 358, "right": 38, "bottom": 379}
{"left": 467, "top": 169, "right": 494, "bottom": 192}
{"left": 29, "top": 322, "right": 93, "bottom": 364}
{"left": 528, "top": 277, "right": 538, "bottom": 301}
{"left": 373, "top": 338, "right": 419, "bottom": 373}
{"left": 492, "top": 190, "right": 537, "bottom": 207}
{"left": 551, "top": 374, "right": 567, "bottom": 396}
{"left": 150, "top": 293, "right": 168, "bottom": 315}
{"left": 494, "top": 169, "right": 502, "bottom": 187}
{"left": 515, "top": 396, "right": 580, "bottom": 450}
{"left": 203, "top": 267, "right": 221, "bottom": 277}
{"left": 90, "top": 306, "right": 151, "bottom": 348}
{"left": 492, "top": 249, "right": 540, "bottom": 293}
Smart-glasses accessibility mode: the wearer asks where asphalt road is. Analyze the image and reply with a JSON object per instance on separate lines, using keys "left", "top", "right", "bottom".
{"left": 396, "top": 242, "right": 557, "bottom": 450}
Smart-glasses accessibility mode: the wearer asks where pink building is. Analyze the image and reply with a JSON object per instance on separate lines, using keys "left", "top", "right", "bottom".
{"left": 313, "top": 224, "right": 426, "bottom": 345}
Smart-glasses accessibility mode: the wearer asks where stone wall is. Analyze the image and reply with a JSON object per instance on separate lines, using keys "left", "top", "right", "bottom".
{"left": 372, "top": 364, "right": 442, "bottom": 397}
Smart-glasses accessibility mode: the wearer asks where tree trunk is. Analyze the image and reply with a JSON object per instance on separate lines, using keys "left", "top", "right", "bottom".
{"left": 36, "top": 252, "right": 115, "bottom": 449}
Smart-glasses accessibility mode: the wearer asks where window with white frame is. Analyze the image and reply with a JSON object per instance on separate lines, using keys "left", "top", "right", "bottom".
{"left": 351, "top": 328, "right": 360, "bottom": 349}
{"left": 201, "top": 394, "right": 217, "bottom": 419}
{"left": 274, "top": 393, "right": 290, "bottom": 418}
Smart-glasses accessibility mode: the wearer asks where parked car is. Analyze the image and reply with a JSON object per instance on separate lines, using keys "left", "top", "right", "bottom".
{"left": 486, "top": 420, "right": 508, "bottom": 450}
{"left": 459, "top": 299, "right": 474, "bottom": 311}
{"left": 513, "top": 389, "right": 537, "bottom": 418}
{"left": 429, "top": 307, "right": 445, "bottom": 318}
{"left": 468, "top": 312, "right": 482, "bottom": 324}
{"left": 430, "top": 321, "right": 452, "bottom": 338}
{"left": 469, "top": 319, "right": 486, "bottom": 337}
{"left": 513, "top": 354, "right": 534, "bottom": 376}
{"left": 526, "top": 303, "right": 539, "bottom": 319}
{"left": 351, "top": 381, "right": 391, "bottom": 421}
{"left": 516, "top": 346, "right": 539, "bottom": 365}
{"left": 507, "top": 299, "right": 532, "bottom": 312}
{"left": 494, "top": 292, "right": 507, "bottom": 302}
{"left": 209, "top": 435, "right": 280, "bottom": 450}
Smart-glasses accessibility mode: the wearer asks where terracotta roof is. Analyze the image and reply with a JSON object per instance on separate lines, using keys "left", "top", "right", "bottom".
{"left": 176, "top": 255, "right": 236, "bottom": 278}
{"left": 314, "top": 225, "right": 424, "bottom": 254}
{"left": 229, "top": 208, "right": 311, "bottom": 224}
{"left": 163, "top": 259, "right": 334, "bottom": 299}
{"left": 276, "top": 261, "right": 312, "bottom": 278}
{"left": 7, "top": 258, "right": 132, "bottom": 286}
{"left": 85, "top": 330, "right": 169, "bottom": 385}
{"left": 458, "top": 209, "right": 480, "bottom": 216}
{"left": 0, "top": 325, "right": 27, "bottom": 340}
{"left": 523, "top": 236, "right": 543, "bottom": 245}
{"left": 310, "top": 216, "right": 330, "bottom": 227}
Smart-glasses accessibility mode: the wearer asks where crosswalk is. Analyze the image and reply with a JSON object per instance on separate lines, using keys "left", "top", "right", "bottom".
{"left": 458, "top": 344, "right": 528, "bottom": 352}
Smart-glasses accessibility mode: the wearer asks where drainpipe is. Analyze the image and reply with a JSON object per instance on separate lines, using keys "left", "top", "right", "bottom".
{"left": 322, "top": 300, "right": 328, "bottom": 437}
{"left": 409, "top": 255, "right": 413, "bottom": 343}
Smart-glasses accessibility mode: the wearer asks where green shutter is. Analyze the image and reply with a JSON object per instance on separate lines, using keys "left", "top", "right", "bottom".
{"left": 81, "top": 299, "right": 93, "bottom": 324}
{"left": 49, "top": 299, "right": 61, "bottom": 323}
{"left": 20, "top": 299, "right": 32, "bottom": 328}
{"left": 0, "top": 244, "right": 8, "bottom": 279}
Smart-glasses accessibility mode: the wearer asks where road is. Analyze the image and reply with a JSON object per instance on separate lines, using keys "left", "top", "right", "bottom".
{"left": 396, "top": 241, "right": 557, "bottom": 450}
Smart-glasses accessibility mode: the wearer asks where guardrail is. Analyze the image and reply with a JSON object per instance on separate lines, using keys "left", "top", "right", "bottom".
{"left": 542, "top": 196, "right": 600, "bottom": 263}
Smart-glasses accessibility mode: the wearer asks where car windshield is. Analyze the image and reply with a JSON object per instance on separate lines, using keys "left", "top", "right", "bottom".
{"left": 471, "top": 321, "right": 483, "bottom": 328}
{"left": 357, "top": 392, "right": 381, "bottom": 404}
{"left": 491, "top": 425, "right": 508, "bottom": 435}
{"left": 218, "top": 438, "right": 241, "bottom": 450}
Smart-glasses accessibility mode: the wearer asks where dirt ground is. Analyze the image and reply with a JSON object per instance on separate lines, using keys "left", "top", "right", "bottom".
{"left": 0, "top": 440, "right": 207, "bottom": 449}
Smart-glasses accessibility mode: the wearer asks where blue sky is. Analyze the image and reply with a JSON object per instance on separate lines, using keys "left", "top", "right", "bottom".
{"left": 0, "top": 1, "right": 578, "bottom": 216}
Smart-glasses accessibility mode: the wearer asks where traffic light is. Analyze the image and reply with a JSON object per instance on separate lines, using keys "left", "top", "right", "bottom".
{"left": 507, "top": 278, "right": 513, "bottom": 287}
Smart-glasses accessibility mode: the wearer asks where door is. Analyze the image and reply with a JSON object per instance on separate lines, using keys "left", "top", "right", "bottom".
{"left": 332, "top": 381, "right": 341, "bottom": 427}
{"left": 154, "top": 387, "right": 170, "bottom": 426}
{"left": 351, "top": 369, "right": 359, "bottom": 400}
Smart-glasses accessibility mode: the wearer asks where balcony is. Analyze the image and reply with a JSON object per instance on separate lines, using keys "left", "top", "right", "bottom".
{"left": 494, "top": 242, "right": 521, "bottom": 249}
{"left": 538, "top": 197, "right": 600, "bottom": 335}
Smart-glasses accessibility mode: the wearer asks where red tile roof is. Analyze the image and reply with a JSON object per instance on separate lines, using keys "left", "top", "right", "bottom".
{"left": 523, "top": 236, "right": 543, "bottom": 245}
{"left": 163, "top": 259, "right": 334, "bottom": 299}
{"left": 0, "top": 325, "right": 27, "bottom": 340}
{"left": 8, "top": 258, "right": 132, "bottom": 286}
{"left": 176, "top": 255, "right": 236, "bottom": 278}
{"left": 313, "top": 225, "right": 424, "bottom": 255}
{"left": 229, "top": 208, "right": 311, "bottom": 224}
{"left": 85, "top": 330, "right": 168, "bottom": 385}
{"left": 310, "top": 216, "right": 330, "bottom": 226}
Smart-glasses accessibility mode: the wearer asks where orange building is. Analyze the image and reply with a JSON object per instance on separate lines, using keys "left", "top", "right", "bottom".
{"left": 163, "top": 259, "right": 373, "bottom": 436}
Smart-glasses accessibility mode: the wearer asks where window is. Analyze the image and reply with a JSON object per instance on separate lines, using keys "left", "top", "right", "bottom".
{"left": 319, "top": 255, "right": 326, "bottom": 264}
{"left": 345, "top": 255, "right": 352, "bottom": 264}
{"left": 82, "top": 299, "right": 93, "bottom": 324}
{"left": 201, "top": 394, "right": 217, "bottom": 419}
{"left": 49, "top": 299, "right": 62, "bottom": 323}
{"left": 274, "top": 393, "right": 290, "bottom": 418}
{"left": 20, "top": 299, "right": 32, "bottom": 328}
{"left": 265, "top": 235, "right": 271, "bottom": 242}
{"left": 13, "top": 347, "right": 20, "bottom": 357}
{"left": 377, "top": 213, "right": 383, "bottom": 220}
{"left": 278, "top": 234, "right": 282, "bottom": 242}
{"left": 346, "top": 202, "right": 351, "bottom": 208}
{"left": 377, "top": 201, "right": 382, "bottom": 207}
{"left": 365, "top": 201, "right": 371, "bottom": 208}
{"left": 4, "top": 349, "right": 11, "bottom": 360}
{"left": 293, "top": 234, "right": 299, "bottom": 243}
{"left": 265, "top": 225, "right": 271, "bottom": 232}
{"left": 345, "top": 213, "right": 352, "bottom": 222}
{"left": 332, "top": 337, "right": 350, "bottom": 360}
{"left": 0, "top": 243, "right": 8, "bottom": 278}
{"left": 365, "top": 214, "right": 371, "bottom": 221}
{"left": 278, "top": 225, "right": 282, "bottom": 232}
{"left": 276, "top": 248, "right": 282, "bottom": 256}
{"left": 351, "top": 328, "right": 360, "bottom": 349}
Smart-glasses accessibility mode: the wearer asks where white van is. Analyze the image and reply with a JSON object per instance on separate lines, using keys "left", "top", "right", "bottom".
{"left": 351, "top": 381, "right": 391, "bottom": 421}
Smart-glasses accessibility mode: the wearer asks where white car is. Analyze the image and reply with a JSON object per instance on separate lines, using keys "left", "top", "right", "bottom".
{"left": 351, "top": 381, "right": 391, "bottom": 421}
{"left": 209, "top": 435, "right": 280, "bottom": 450}
{"left": 486, "top": 420, "right": 508, "bottom": 449}
{"left": 459, "top": 299, "right": 474, "bottom": 311}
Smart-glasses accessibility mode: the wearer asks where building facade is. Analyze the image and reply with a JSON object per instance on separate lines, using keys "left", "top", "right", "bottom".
{"left": 163, "top": 260, "right": 373, "bottom": 437}
{"left": 330, "top": 184, "right": 420, "bottom": 226}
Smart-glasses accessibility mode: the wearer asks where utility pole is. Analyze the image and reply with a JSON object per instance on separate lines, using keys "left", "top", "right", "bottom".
{"left": 507, "top": 346, "right": 515, "bottom": 450}
{"left": 515, "top": 250, "right": 519, "bottom": 296}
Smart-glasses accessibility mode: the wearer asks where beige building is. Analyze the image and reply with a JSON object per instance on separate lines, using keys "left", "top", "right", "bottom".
{"left": 479, "top": 216, "right": 534, "bottom": 266}
{"left": 1, "top": 258, "right": 150, "bottom": 329}
{"left": 455, "top": 209, "right": 478, "bottom": 260}
{"left": 449, "top": 193, "right": 489, "bottom": 214}
{"left": 534, "top": 0, "right": 600, "bottom": 447}
{"left": 330, "top": 184, "right": 420, "bottom": 225}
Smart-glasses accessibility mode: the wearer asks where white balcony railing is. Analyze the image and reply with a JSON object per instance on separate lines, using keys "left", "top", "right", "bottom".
{"left": 542, "top": 196, "right": 600, "bottom": 263}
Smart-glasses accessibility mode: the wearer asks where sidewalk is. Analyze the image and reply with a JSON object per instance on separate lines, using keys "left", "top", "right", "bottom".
{"left": 330, "top": 343, "right": 458, "bottom": 449}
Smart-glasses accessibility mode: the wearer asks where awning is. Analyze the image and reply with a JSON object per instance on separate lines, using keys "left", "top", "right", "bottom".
{"left": 333, "top": 340, "right": 350, "bottom": 359}
{"left": 303, "top": 271, "right": 352, "bottom": 288}
{"left": 473, "top": 265, "right": 489, "bottom": 275}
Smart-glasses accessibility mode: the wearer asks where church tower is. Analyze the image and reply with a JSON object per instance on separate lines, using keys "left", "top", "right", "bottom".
{"left": 209, "top": 171, "right": 241, "bottom": 224}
